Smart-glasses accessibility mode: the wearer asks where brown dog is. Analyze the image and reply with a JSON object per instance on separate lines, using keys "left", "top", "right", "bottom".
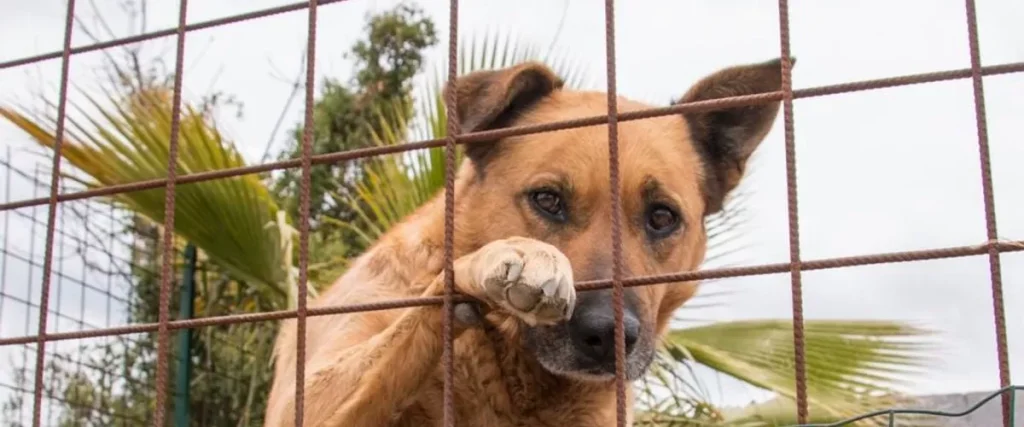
{"left": 263, "top": 58, "right": 787, "bottom": 427}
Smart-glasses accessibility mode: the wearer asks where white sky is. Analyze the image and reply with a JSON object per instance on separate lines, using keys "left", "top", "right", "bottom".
{"left": 1, "top": 0, "right": 1023, "bottom": 422}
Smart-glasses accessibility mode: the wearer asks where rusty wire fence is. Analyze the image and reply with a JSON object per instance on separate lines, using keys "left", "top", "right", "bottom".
{"left": 0, "top": 149, "right": 151, "bottom": 427}
{"left": 0, "top": 148, "right": 274, "bottom": 426}
{"left": 0, "top": 0, "right": 1022, "bottom": 426}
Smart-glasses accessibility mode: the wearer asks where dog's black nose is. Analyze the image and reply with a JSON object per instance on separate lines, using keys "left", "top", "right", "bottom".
{"left": 568, "top": 309, "right": 640, "bottom": 363}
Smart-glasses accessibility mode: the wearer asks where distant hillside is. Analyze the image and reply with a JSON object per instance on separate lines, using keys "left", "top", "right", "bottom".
{"left": 907, "top": 390, "right": 1021, "bottom": 426}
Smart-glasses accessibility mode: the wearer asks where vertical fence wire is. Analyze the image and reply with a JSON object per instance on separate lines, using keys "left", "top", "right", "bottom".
{"left": 71, "top": 201, "right": 92, "bottom": 421}
{"left": 775, "top": 0, "right": 809, "bottom": 423}
{"left": 442, "top": 0, "right": 461, "bottom": 425}
{"left": 600, "top": 0, "right": 629, "bottom": 426}
{"left": 29, "top": 0, "right": 77, "bottom": 425}
{"left": 46, "top": 175, "right": 68, "bottom": 427}
{"left": 0, "top": 147, "right": 11, "bottom": 335}
{"left": 294, "top": 0, "right": 321, "bottom": 425}
{"left": 961, "top": 1, "right": 1012, "bottom": 426}
{"left": 25, "top": 166, "right": 42, "bottom": 424}
{"left": 153, "top": 0, "right": 191, "bottom": 424}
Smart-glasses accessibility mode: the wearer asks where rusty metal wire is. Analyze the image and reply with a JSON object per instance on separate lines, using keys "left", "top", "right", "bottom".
{"left": 28, "top": 1, "right": 77, "bottom": 425}
{"left": 600, "top": 0, "right": 629, "bottom": 425}
{"left": 962, "top": 1, "right": 1012, "bottom": 425}
{"left": 1, "top": 1, "right": 1021, "bottom": 426}
{"left": 152, "top": 0, "right": 191, "bottom": 424}
{"left": 2, "top": 239, "right": 1020, "bottom": 347}
{"left": 0, "top": 152, "right": 267, "bottom": 426}
{"left": 775, "top": 0, "right": 809, "bottom": 422}
{"left": 1, "top": 61, "right": 1022, "bottom": 214}
{"left": 0, "top": 0, "right": 351, "bottom": 70}
{"left": 290, "top": 0, "right": 322, "bottom": 424}
{"left": 442, "top": 0, "right": 461, "bottom": 425}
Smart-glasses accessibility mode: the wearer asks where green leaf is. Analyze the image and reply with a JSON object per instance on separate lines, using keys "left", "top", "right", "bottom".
{"left": 0, "top": 86, "right": 300, "bottom": 308}
{"left": 662, "top": 320, "right": 938, "bottom": 426}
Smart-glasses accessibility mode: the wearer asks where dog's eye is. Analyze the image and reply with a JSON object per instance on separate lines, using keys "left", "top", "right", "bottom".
{"left": 646, "top": 204, "right": 680, "bottom": 237}
{"left": 529, "top": 190, "right": 566, "bottom": 221}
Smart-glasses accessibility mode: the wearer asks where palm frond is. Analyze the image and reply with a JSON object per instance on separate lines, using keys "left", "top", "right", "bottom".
{"left": 0, "top": 86, "right": 308, "bottom": 308}
{"left": 661, "top": 320, "right": 938, "bottom": 426}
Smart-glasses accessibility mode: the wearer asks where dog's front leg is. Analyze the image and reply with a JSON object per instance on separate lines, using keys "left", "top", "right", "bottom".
{"left": 276, "top": 237, "right": 576, "bottom": 427}
{"left": 270, "top": 275, "right": 457, "bottom": 427}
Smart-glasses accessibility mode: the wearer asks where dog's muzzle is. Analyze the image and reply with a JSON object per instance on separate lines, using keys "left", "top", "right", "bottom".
{"left": 566, "top": 288, "right": 642, "bottom": 372}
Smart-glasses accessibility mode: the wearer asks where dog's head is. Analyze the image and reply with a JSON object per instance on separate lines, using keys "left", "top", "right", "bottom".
{"left": 449, "top": 59, "right": 786, "bottom": 382}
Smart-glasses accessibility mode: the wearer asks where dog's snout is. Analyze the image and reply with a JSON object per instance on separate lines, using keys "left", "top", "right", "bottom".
{"left": 569, "top": 302, "right": 640, "bottom": 363}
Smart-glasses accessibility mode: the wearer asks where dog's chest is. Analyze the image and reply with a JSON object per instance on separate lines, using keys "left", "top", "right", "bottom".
{"left": 394, "top": 388, "right": 617, "bottom": 427}
{"left": 389, "top": 326, "right": 623, "bottom": 426}
{"left": 391, "top": 358, "right": 620, "bottom": 427}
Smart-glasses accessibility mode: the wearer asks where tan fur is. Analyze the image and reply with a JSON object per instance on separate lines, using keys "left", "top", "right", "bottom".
{"left": 263, "top": 59, "right": 787, "bottom": 427}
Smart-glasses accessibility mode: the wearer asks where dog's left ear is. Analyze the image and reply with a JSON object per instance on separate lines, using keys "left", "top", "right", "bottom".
{"left": 676, "top": 58, "right": 793, "bottom": 214}
{"left": 446, "top": 62, "right": 564, "bottom": 165}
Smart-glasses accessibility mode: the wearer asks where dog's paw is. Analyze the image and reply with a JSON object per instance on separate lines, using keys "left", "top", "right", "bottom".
{"left": 471, "top": 237, "right": 575, "bottom": 326}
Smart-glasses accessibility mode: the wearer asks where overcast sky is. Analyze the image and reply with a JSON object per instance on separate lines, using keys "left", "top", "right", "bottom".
{"left": 1, "top": 0, "right": 1023, "bottom": 421}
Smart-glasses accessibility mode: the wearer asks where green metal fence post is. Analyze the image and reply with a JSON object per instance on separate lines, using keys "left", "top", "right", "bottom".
{"left": 174, "top": 243, "right": 197, "bottom": 427}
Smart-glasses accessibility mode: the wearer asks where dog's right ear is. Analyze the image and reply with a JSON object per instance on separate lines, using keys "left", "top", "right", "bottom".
{"left": 446, "top": 61, "right": 563, "bottom": 165}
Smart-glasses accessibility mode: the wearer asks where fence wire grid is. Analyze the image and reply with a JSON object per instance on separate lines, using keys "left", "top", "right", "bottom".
{"left": 0, "top": 0, "right": 1021, "bottom": 427}
{"left": 0, "top": 149, "right": 276, "bottom": 426}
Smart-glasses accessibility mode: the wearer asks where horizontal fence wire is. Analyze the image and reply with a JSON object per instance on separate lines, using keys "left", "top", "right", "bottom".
{"left": 1, "top": 61, "right": 1023, "bottom": 214}
{"left": 0, "top": 0, "right": 352, "bottom": 70}
{"left": 0, "top": 239, "right": 1021, "bottom": 348}
{"left": 0, "top": 0, "right": 1020, "bottom": 426}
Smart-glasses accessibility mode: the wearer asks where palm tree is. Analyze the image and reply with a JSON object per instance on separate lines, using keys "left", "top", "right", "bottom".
{"left": 337, "top": 31, "right": 938, "bottom": 426}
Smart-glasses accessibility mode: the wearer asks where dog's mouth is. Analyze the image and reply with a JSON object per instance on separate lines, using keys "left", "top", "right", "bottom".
{"left": 522, "top": 323, "right": 655, "bottom": 383}
{"left": 550, "top": 357, "right": 651, "bottom": 383}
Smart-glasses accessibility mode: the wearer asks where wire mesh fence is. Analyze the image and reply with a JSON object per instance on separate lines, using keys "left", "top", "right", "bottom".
{"left": 0, "top": 149, "right": 274, "bottom": 426}
{"left": 0, "top": 0, "right": 1021, "bottom": 426}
